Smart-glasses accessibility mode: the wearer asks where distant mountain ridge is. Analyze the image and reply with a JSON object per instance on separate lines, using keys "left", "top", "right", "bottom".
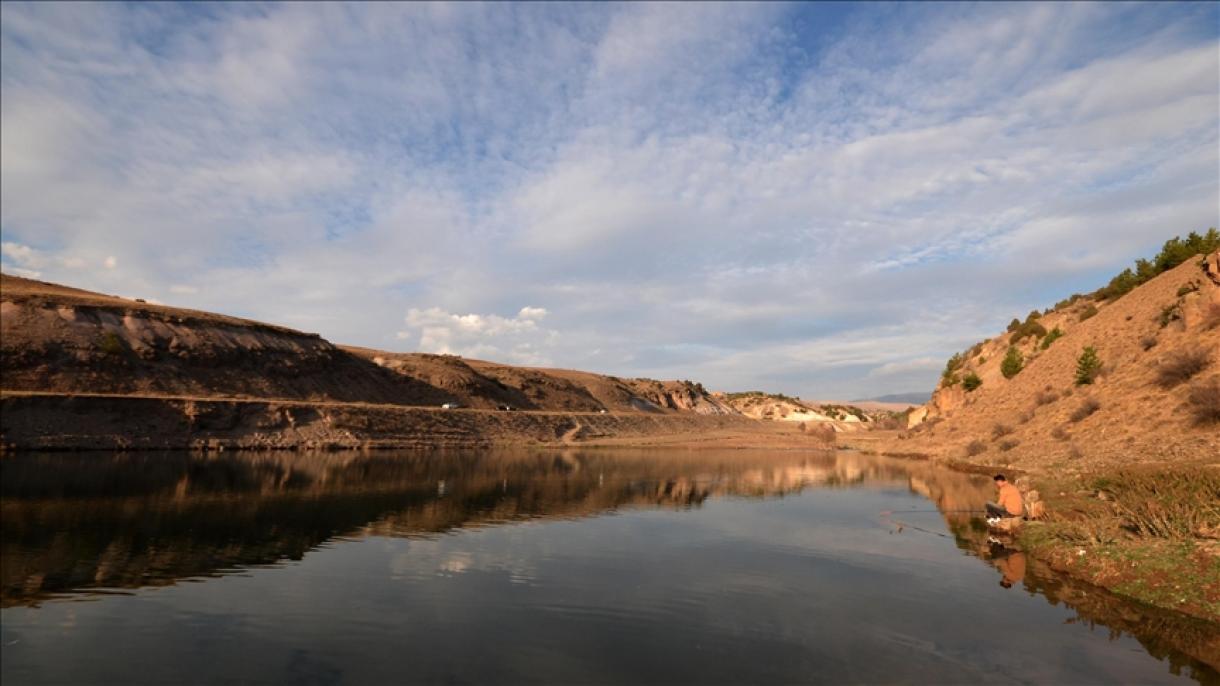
{"left": 853, "top": 392, "right": 929, "bottom": 405}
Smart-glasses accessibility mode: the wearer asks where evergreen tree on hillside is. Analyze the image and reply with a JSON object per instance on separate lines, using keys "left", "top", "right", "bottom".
{"left": 1076, "top": 346, "right": 1102, "bottom": 385}
{"left": 1000, "top": 346, "right": 1024, "bottom": 379}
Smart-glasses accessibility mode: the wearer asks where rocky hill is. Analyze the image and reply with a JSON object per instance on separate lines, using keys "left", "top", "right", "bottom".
{"left": 0, "top": 274, "right": 788, "bottom": 451}
{"left": 0, "top": 274, "right": 733, "bottom": 416}
{"left": 900, "top": 245, "right": 1220, "bottom": 471}
{"left": 718, "top": 391, "right": 894, "bottom": 432}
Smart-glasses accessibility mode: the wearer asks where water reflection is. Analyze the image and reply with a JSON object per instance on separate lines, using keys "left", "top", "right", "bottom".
{"left": 1, "top": 449, "right": 1217, "bottom": 684}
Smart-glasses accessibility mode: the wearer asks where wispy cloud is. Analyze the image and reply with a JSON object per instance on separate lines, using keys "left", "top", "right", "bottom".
{"left": 2, "top": 2, "right": 1217, "bottom": 398}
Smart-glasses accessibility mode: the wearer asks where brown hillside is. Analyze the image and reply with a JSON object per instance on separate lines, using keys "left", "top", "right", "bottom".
{"left": 0, "top": 274, "right": 734, "bottom": 415}
{"left": 897, "top": 252, "right": 1220, "bottom": 471}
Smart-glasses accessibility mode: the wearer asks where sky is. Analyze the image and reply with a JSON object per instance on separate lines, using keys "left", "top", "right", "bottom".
{"left": 2, "top": 2, "right": 1218, "bottom": 400}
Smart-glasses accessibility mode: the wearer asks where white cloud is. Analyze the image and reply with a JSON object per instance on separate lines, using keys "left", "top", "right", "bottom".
{"left": 404, "top": 307, "right": 559, "bottom": 365}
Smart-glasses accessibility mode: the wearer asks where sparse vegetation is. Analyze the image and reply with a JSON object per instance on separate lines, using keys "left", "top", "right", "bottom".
{"left": 1053, "top": 293, "right": 1085, "bottom": 311}
{"left": 1009, "top": 313, "right": 1048, "bottom": 344}
{"left": 998, "top": 438, "right": 1019, "bottom": 451}
{"left": 1176, "top": 282, "right": 1198, "bottom": 297}
{"left": 965, "top": 439, "right": 987, "bottom": 456}
{"left": 1039, "top": 327, "right": 1063, "bottom": 350}
{"left": 1186, "top": 378, "right": 1220, "bottom": 426}
{"left": 1069, "top": 397, "right": 1101, "bottom": 422}
{"left": 1093, "top": 467, "right": 1220, "bottom": 539}
{"left": 1034, "top": 388, "right": 1059, "bottom": 406}
{"left": 1155, "top": 350, "right": 1212, "bottom": 389}
{"left": 97, "top": 332, "right": 126, "bottom": 357}
{"left": 1000, "top": 346, "right": 1024, "bottom": 379}
{"left": 1092, "top": 229, "right": 1220, "bottom": 301}
{"left": 1050, "top": 425, "right": 1069, "bottom": 441}
{"left": 941, "top": 353, "right": 964, "bottom": 387}
{"left": 962, "top": 372, "right": 982, "bottom": 392}
{"left": 1075, "top": 346, "right": 1101, "bottom": 385}
{"left": 1078, "top": 304, "right": 1098, "bottom": 322}
{"left": 991, "top": 423, "right": 1014, "bottom": 439}
{"left": 1140, "top": 334, "right": 1158, "bottom": 351}
{"left": 1158, "top": 302, "right": 1181, "bottom": 328}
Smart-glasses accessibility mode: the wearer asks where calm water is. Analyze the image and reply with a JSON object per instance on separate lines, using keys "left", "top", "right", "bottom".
{"left": 1, "top": 449, "right": 1216, "bottom": 685}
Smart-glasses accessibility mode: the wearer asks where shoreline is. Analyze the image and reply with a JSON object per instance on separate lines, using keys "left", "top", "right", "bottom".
{"left": 0, "top": 391, "right": 834, "bottom": 453}
{"left": 839, "top": 432, "right": 1220, "bottom": 626}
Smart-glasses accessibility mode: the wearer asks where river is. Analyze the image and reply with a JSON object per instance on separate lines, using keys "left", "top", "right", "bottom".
{"left": 1, "top": 449, "right": 1216, "bottom": 684}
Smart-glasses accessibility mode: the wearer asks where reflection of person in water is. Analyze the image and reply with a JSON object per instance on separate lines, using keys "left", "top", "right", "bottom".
{"left": 989, "top": 543, "right": 1026, "bottom": 589}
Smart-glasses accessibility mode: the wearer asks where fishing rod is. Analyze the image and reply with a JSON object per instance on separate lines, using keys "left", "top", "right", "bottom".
{"left": 879, "top": 508, "right": 987, "bottom": 515}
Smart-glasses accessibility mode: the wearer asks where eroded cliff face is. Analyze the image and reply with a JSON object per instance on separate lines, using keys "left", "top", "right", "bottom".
{"left": 0, "top": 274, "right": 738, "bottom": 418}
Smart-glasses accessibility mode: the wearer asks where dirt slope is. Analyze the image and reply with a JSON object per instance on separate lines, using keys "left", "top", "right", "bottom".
{"left": 0, "top": 274, "right": 734, "bottom": 416}
{"left": 896, "top": 252, "right": 1220, "bottom": 471}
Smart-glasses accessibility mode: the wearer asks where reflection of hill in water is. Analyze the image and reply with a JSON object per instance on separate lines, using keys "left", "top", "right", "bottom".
{"left": 2, "top": 449, "right": 895, "bottom": 606}
{"left": 3, "top": 450, "right": 1215, "bottom": 678}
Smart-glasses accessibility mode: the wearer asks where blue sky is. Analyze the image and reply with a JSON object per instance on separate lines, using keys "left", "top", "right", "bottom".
{"left": 2, "top": 2, "right": 1218, "bottom": 399}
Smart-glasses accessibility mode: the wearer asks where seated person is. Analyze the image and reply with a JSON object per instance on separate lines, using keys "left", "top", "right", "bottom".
{"left": 985, "top": 474, "right": 1024, "bottom": 519}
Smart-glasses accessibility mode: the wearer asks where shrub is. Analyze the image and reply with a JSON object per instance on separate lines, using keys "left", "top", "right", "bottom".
{"left": 962, "top": 373, "right": 983, "bottom": 392}
{"left": 1000, "top": 346, "right": 1024, "bottom": 379}
{"left": 1039, "top": 327, "right": 1063, "bottom": 350}
{"left": 1140, "top": 334, "right": 1158, "bottom": 351}
{"left": 1069, "top": 398, "right": 1101, "bottom": 422}
{"left": 1158, "top": 303, "right": 1181, "bottom": 328}
{"left": 98, "top": 332, "right": 126, "bottom": 356}
{"left": 1176, "top": 282, "right": 1199, "bottom": 297}
{"left": 1075, "top": 346, "right": 1101, "bottom": 385}
{"left": 965, "top": 439, "right": 987, "bottom": 456}
{"left": 991, "top": 423, "right": 1014, "bottom": 439}
{"left": 1078, "top": 304, "right": 1098, "bottom": 322}
{"left": 1034, "top": 389, "right": 1059, "bottom": 406}
{"left": 998, "top": 439, "right": 1019, "bottom": 452}
{"left": 1186, "top": 378, "right": 1220, "bottom": 426}
{"left": 1156, "top": 350, "right": 1212, "bottom": 389}
{"left": 1009, "top": 320, "right": 1047, "bottom": 344}
{"left": 1006, "top": 318, "right": 1021, "bottom": 333}
{"left": 941, "top": 353, "right": 964, "bottom": 387}
{"left": 1054, "top": 294, "right": 1084, "bottom": 311}
{"left": 1017, "top": 410, "right": 1033, "bottom": 424}
{"left": 1050, "top": 425, "right": 1069, "bottom": 441}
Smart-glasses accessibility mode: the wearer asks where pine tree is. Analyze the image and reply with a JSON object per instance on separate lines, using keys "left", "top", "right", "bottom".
{"left": 1000, "top": 346, "right": 1024, "bottom": 379}
{"left": 1075, "top": 346, "right": 1102, "bottom": 385}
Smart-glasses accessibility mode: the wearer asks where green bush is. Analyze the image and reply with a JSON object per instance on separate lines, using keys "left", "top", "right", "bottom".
{"left": 1000, "top": 346, "right": 1024, "bottom": 379}
{"left": 1006, "top": 318, "right": 1021, "bottom": 333}
{"left": 1039, "top": 327, "right": 1064, "bottom": 350}
{"left": 1009, "top": 320, "right": 1047, "bottom": 344}
{"left": 98, "top": 332, "right": 126, "bottom": 356}
{"left": 941, "top": 353, "right": 964, "bottom": 387}
{"left": 962, "top": 373, "right": 982, "bottom": 392}
{"left": 1075, "top": 346, "right": 1102, "bottom": 385}
{"left": 1078, "top": 304, "right": 1098, "bottom": 322}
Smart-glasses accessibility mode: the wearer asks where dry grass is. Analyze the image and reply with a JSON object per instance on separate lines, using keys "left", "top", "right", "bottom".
{"left": 1034, "top": 388, "right": 1059, "bottom": 406}
{"left": 965, "top": 439, "right": 987, "bottom": 457}
{"left": 1051, "top": 425, "right": 1070, "bottom": 441}
{"left": 1069, "top": 398, "right": 1101, "bottom": 423}
{"left": 1093, "top": 467, "right": 1220, "bottom": 539}
{"left": 998, "top": 439, "right": 1019, "bottom": 451}
{"left": 1155, "top": 349, "right": 1212, "bottom": 389}
{"left": 1186, "top": 378, "right": 1220, "bottom": 426}
{"left": 990, "top": 423, "right": 1014, "bottom": 439}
